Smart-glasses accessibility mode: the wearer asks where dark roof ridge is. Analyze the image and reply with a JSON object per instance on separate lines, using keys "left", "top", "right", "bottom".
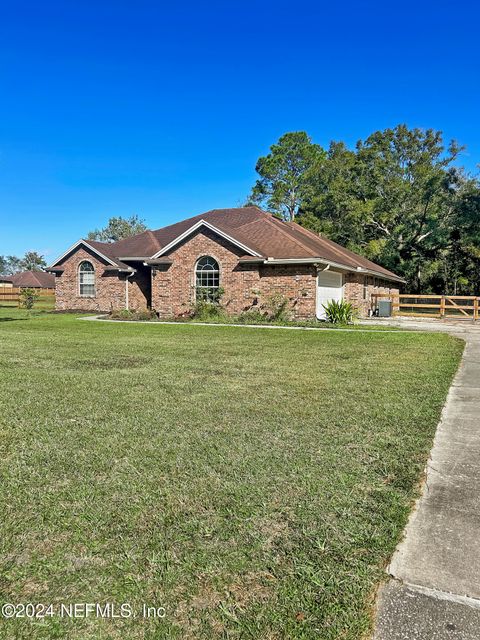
{"left": 151, "top": 206, "right": 265, "bottom": 236}
{"left": 262, "top": 215, "right": 318, "bottom": 257}
{"left": 144, "top": 229, "right": 162, "bottom": 253}
{"left": 283, "top": 222, "right": 361, "bottom": 265}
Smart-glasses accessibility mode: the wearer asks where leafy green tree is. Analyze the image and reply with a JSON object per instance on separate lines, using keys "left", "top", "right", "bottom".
{"left": 301, "top": 125, "right": 471, "bottom": 292}
{"left": 353, "top": 126, "right": 463, "bottom": 289}
{"left": 249, "top": 132, "right": 325, "bottom": 221}
{"left": 298, "top": 141, "right": 365, "bottom": 246}
{"left": 19, "top": 287, "right": 40, "bottom": 309}
{"left": 20, "top": 251, "right": 47, "bottom": 272}
{"left": 0, "top": 256, "right": 9, "bottom": 275}
{"left": 88, "top": 215, "right": 147, "bottom": 243}
{"left": 0, "top": 255, "right": 22, "bottom": 275}
{"left": 445, "top": 182, "right": 480, "bottom": 294}
{"left": 251, "top": 124, "right": 480, "bottom": 293}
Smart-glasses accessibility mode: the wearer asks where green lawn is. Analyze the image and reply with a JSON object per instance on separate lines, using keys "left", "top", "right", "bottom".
{"left": 0, "top": 310, "right": 463, "bottom": 639}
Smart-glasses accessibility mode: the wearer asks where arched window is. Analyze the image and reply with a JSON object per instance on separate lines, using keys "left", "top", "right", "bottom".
{"left": 78, "top": 261, "right": 95, "bottom": 297}
{"left": 195, "top": 256, "right": 220, "bottom": 302}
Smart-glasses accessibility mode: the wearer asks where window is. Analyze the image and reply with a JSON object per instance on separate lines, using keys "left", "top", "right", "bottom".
{"left": 195, "top": 256, "right": 219, "bottom": 302}
{"left": 78, "top": 261, "right": 95, "bottom": 297}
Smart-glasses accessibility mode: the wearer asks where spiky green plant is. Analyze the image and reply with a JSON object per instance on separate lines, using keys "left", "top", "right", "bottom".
{"left": 322, "top": 299, "right": 356, "bottom": 324}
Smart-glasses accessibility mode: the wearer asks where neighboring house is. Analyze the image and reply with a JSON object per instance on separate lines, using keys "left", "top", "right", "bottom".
{"left": 47, "top": 207, "right": 403, "bottom": 319}
{"left": 7, "top": 271, "right": 55, "bottom": 289}
{"left": 0, "top": 276, "right": 13, "bottom": 288}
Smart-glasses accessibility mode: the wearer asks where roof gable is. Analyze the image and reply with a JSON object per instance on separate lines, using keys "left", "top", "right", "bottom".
{"left": 47, "top": 240, "right": 120, "bottom": 269}
{"left": 151, "top": 219, "right": 263, "bottom": 259}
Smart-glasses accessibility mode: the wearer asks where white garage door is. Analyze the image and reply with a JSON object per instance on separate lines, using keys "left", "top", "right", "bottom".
{"left": 316, "top": 270, "right": 343, "bottom": 319}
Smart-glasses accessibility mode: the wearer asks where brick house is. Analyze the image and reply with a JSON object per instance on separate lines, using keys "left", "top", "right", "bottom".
{"left": 47, "top": 207, "right": 403, "bottom": 319}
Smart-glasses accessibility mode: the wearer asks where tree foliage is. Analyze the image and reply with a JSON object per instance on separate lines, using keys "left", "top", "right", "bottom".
{"left": 20, "top": 251, "right": 47, "bottom": 272}
{"left": 0, "top": 255, "right": 22, "bottom": 275}
{"left": 248, "top": 132, "right": 325, "bottom": 221}
{"left": 19, "top": 287, "right": 40, "bottom": 309}
{"left": 251, "top": 125, "right": 480, "bottom": 293}
{"left": 88, "top": 215, "right": 147, "bottom": 243}
{"left": 0, "top": 253, "right": 45, "bottom": 275}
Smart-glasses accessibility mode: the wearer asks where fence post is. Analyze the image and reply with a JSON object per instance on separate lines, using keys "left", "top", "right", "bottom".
{"left": 440, "top": 296, "right": 445, "bottom": 318}
{"left": 475, "top": 298, "right": 479, "bottom": 322}
{"left": 392, "top": 294, "right": 399, "bottom": 316}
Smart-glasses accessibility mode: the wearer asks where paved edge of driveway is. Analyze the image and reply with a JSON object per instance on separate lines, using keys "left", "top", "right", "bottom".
{"left": 373, "top": 580, "right": 480, "bottom": 640}
{"left": 374, "top": 325, "right": 480, "bottom": 639}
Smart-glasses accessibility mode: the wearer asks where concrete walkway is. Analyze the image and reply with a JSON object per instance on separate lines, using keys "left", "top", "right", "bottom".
{"left": 373, "top": 319, "right": 480, "bottom": 639}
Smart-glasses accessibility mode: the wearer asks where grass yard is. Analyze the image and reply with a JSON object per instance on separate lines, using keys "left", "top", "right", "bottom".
{"left": 0, "top": 309, "right": 463, "bottom": 639}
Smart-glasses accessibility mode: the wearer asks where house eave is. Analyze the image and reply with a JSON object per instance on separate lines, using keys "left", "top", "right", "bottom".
{"left": 104, "top": 266, "right": 136, "bottom": 273}
{"left": 143, "top": 258, "right": 174, "bottom": 266}
{"left": 353, "top": 267, "right": 405, "bottom": 284}
{"left": 117, "top": 257, "right": 151, "bottom": 261}
{"left": 238, "top": 257, "right": 264, "bottom": 264}
{"left": 45, "top": 267, "right": 64, "bottom": 274}
{"left": 263, "top": 258, "right": 405, "bottom": 283}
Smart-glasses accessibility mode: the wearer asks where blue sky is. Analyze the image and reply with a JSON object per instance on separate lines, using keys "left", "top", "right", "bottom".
{"left": 1, "top": 0, "right": 479, "bottom": 260}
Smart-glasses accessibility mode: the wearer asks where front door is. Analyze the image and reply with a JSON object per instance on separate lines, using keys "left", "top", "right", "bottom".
{"left": 317, "top": 270, "right": 343, "bottom": 319}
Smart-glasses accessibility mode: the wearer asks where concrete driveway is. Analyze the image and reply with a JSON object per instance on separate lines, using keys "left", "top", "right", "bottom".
{"left": 372, "top": 319, "right": 480, "bottom": 639}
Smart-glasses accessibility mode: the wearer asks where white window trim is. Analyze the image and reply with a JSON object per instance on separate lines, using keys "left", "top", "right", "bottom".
{"left": 195, "top": 256, "right": 220, "bottom": 301}
{"left": 78, "top": 261, "right": 96, "bottom": 298}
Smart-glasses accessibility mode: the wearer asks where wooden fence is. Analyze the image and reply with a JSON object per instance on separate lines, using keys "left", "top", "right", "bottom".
{"left": 371, "top": 293, "right": 480, "bottom": 320}
{"left": 0, "top": 287, "right": 55, "bottom": 302}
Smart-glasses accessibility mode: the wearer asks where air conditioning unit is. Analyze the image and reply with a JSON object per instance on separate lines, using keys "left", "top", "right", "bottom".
{"left": 378, "top": 300, "right": 392, "bottom": 317}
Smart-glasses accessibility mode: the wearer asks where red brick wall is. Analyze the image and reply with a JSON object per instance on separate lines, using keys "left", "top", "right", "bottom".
{"left": 257, "top": 265, "right": 316, "bottom": 319}
{"left": 55, "top": 247, "right": 152, "bottom": 312}
{"left": 152, "top": 228, "right": 251, "bottom": 316}
{"left": 344, "top": 272, "right": 399, "bottom": 317}
{"left": 55, "top": 247, "right": 127, "bottom": 312}
{"left": 151, "top": 228, "right": 317, "bottom": 319}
